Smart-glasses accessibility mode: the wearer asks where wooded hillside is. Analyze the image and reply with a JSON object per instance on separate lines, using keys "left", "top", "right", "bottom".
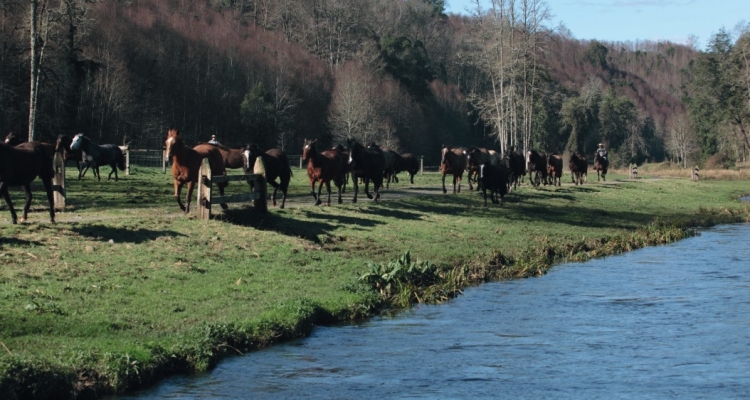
{"left": 1, "top": 0, "right": 748, "bottom": 166}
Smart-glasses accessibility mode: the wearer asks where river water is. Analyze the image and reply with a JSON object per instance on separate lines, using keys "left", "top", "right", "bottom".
{"left": 116, "top": 224, "right": 750, "bottom": 399}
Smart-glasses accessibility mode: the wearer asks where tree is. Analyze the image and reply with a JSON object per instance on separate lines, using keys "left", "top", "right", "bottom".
{"left": 667, "top": 114, "right": 698, "bottom": 167}
{"left": 329, "top": 62, "right": 376, "bottom": 144}
{"left": 240, "top": 83, "right": 276, "bottom": 147}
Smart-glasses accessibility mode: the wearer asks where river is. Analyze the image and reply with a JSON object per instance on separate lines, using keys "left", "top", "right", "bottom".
{"left": 114, "top": 223, "right": 750, "bottom": 399}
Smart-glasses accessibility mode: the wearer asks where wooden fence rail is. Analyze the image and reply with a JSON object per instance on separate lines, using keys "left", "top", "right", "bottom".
{"left": 197, "top": 157, "right": 267, "bottom": 220}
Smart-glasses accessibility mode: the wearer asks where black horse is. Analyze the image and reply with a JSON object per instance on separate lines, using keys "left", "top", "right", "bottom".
{"left": 0, "top": 142, "right": 55, "bottom": 224}
{"left": 243, "top": 144, "right": 292, "bottom": 209}
{"left": 70, "top": 133, "right": 126, "bottom": 181}
{"left": 346, "top": 139, "right": 385, "bottom": 203}
{"left": 526, "top": 150, "right": 548, "bottom": 187}
{"left": 503, "top": 149, "right": 526, "bottom": 192}
{"left": 594, "top": 153, "right": 609, "bottom": 182}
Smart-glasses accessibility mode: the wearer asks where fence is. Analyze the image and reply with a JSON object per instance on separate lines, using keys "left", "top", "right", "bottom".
{"left": 197, "top": 157, "right": 267, "bottom": 220}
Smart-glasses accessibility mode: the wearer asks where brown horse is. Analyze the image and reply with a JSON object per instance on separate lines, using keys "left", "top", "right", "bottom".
{"left": 243, "top": 144, "right": 292, "bottom": 209}
{"left": 440, "top": 145, "right": 467, "bottom": 194}
{"left": 303, "top": 139, "right": 346, "bottom": 206}
{"left": 368, "top": 144, "right": 397, "bottom": 189}
{"left": 165, "top": 129, "right": 227, "bottom": 213}
{"left": 594, "top": 153, "right": 608, "bottom": 181}
{"left": 347, "top": 139, "right": 385, "bottom": 203}
{"left": 212, "top": 143, "right": 246, "bottom": 170}
{"left": 569, "top": 152, "right": 588, "bottom": 185}
{"left": 55, "top": 134, "right": 84, "bottom": 176}
{"left": 503, "top": 149, "right": 526, "bottom": 192}
{"left": 0, "top": 142, "right": 55, "bottom": 224}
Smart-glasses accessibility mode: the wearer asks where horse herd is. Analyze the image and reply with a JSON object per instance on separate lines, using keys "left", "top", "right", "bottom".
{"left": 1, "top": 132, "right": 126, "bottom": 224}
{"left": 2, "top": 128, "right": 611, "bottom": 224}
{"left": 439, "top": 145, "right": 609, "bottom": 206}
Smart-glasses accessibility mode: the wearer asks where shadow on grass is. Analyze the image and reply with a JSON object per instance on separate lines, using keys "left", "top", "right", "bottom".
{"left": 71, "top": 225, "right": 187, "bottom": 243}
{"left": 0, "top": 237, "right": 42, "bottom": 248}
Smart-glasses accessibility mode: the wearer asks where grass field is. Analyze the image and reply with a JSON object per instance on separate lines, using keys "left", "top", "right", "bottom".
{"left": 1, "top": 163, "right": 749, "bottom": 398}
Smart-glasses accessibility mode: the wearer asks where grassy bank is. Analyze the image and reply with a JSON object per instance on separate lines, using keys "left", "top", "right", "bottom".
{"left": 1, "top": 166, "right": 749, "bottom": 399}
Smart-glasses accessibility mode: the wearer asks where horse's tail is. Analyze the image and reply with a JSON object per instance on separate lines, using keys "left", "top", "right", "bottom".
{"left": 117, "top": 149, "right": 126, "bottom": 171}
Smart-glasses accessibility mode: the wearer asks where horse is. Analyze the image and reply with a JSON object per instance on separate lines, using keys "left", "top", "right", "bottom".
{"left": 333, "top": 144, "right": 351, "bottom": 193}
{"left": 302, "top": 139, "right": 346, "bottom": 206}
{"left": 6, "top": 132, "right": 57, "bottom": 162}
{"left": 547, "top": 154, "right": 563, "bottom": 187}
{"left": 243, "top": 144, "right": 292, "bottom": 209}
{"left": 398, "top": 153, "right": 420, "bottom": 184}
{"left": 0, "top": 142, "right": 55, "bottom": 224}
{"left": 212, "top": 143, "right": 247, "bottom": 170}
{"left": 346, "top": 139, "right": 385, "bottom": 203}
{"left": 503, "top": 149, "right": 526, "bottom": 192}
{"left": 569, "top": 152, "right": 588, "bottom": 185}
{"left": 440, "top": 145, "right": 467, "bottom": 194}
{"left": 368, "top": 144, "right": 396, "bottom": 189}
{"left": 526, "top": 150, "right": 548, "bottom": 187}
{"left": 478, "top": 161, "right": 509, "bottom": 207}
{"left": 165, "top": 129, "right": 227, "bottom": 213}
{"left": 594, "top": 153, "right": 609, "bottom": 181}
{"left": 70, "top": 133, "right": 126, "bottom": 181}
{"left": 465, "top": 147, "right": 493, "bottom": 191}
{"left": 55, "top": 134, "right": 84, "bottom": 176}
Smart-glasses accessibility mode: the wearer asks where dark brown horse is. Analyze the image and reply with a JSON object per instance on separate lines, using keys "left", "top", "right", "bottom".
{"left": 547, "top": 154, "right": 563, "bottom": 187}
{"left": 368, "top": 144, "right": 396, "bottom": 189}
{"left": 465, "top": 147, "right": 493, "bottom": 190}
{"left": 526, "top": 150, "right": 548, "bottom": 187}
{"left": 165, "top": 129, "right": 227, "bottom": 213}
{"left": 569, "top": 152, "right": 588, "bottom": 185}
{"left": 5, "top": 132, "right": 56, "bottom": 162}
{"left": 478, "top": 161, "right": 509, "bottom": 206}
{"left": 503, "top": 149, "right": 526, "bottom": 192}
{"left": 594, "top": 153, "right": 608, "bottom": 181}
{"left": 303, "top": 139, "right": 346, "bottom": 206}
{"left": 440, "top": 145, "right": 467, "bottom": 194}
{"left": 398, "top": 153, "right": 420, "bottom": 184}
{"left": 0, "top": 142, "right": 55, "bottom": 224}
{"left": 55, "top": 134, "right": 84, "bottom": 176}
{"left": 243, "top": 144, "right": 292, "bottom": 209}
{"left": 333, "top": 144, "right": 351, "bottom": 193}
{"left": 347, "top": 139, "right": 385, "bottom": 203}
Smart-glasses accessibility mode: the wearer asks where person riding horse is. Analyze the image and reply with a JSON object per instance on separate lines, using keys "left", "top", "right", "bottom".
{"left": 208, "top": 135, "right": 220, "bottom": 145}
{"left": 595, "top": 143, "right": 608, "bottom": 163}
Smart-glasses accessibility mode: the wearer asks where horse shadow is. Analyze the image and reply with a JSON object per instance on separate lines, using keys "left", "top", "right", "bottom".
{"left": 71, "top": 225, "right": 187, "bottom": 244}
{"left": 218, "top": 207, "right": 387, "bottom": 244}
{"left": 0, "top": 237, "right": 42, "bottom": 248}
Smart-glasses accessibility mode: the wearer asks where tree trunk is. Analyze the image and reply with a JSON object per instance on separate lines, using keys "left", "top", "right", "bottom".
{"left": 29, "top": 0, "right": 39, "bottom": 142}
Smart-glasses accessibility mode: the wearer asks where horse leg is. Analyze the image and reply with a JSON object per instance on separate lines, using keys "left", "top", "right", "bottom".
{"left": 184, "top": 181, "right": 194, "bottom": 213}
{"left": 335, "top": 178, "right": 343, "bottom": 204}
{"left": 324, "top": 181, "right": 332, "bottom": 206}
{"left": 20, "top": 183, "right": 32, "bottom": 223}
{"left": 41, "top": 176, "right": 55, "bottom": 223}
{"left": 268, "top": 180, "right": 279, "bottom": 207}
{"left": 174, "top": 181, "right": 187, "bottom": 212}
{"left": 442, "top": 173, "right": 448, "bottom": 194}
{"left": 79, "top": 163, "right": 89, "bottom": 179}
{"left": 0, "top": 183, "right": 18, "bottom": 224}
{"left": 364, "top": 178, "right": 373, "bottom": 199}
{"left": 351, "top": 174, "right": 359, "bottom": 203}
{"left": 310, "top": 180, "right": 319, "bottom": 204}
{"left": 316, "top": 181, "right": 325, "bottom": 206}
{"left": 218, "top": 183, "right": 228, "bottom": 210}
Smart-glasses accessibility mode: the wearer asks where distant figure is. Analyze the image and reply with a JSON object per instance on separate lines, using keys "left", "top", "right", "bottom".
{"left": 692, "top": 166, "right": 700, "bottom": 181}
{"left": 208, "top": 134, "right": 220, "bottom": 145}
{"left": 595, "top": 143, "right": 608, "bottom": 162}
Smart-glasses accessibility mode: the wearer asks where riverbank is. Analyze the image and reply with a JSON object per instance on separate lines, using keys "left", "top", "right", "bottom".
{"left": 1, "top": 168, "right": 749, "bottom": 399}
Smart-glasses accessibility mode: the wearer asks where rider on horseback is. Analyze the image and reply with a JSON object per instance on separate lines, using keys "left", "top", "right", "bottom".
{"left": 595, "top": 143, "right": 608, "bottom": 162}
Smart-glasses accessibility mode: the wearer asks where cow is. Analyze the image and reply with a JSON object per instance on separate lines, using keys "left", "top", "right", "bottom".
{"left": 547, "top": 154, "right": 563, "bottom": 187}
{"left": 478, "top": 161, "right": 509, "bottom": 206}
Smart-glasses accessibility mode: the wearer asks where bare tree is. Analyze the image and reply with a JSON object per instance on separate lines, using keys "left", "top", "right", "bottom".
{"left": 28, "top": 0, "right": 52, "bottom": 142}
{"left": 667, "top": 114, "right": 698, "bottom": 168}
{"left": 329, "top": 62, "right": 376, "bottom": 144}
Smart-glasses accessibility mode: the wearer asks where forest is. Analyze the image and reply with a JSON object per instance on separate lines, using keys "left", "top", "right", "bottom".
{"left": 1, "top": 0, "right": 749, "bottom": 167}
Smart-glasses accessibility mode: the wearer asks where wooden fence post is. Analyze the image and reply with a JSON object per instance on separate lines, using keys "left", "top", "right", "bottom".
{"left": 119, "top": 146, "right": 130, "bottom": 175}
{"left": 52, "top": 152, "right": 66, "bottom": 209}
{"left": 197, "top": 158, "right": 213, "bottom": 220}
{"left": 420, "top": 155, "right": 424, "bottom": 175}
{"left": 162, "top": 147, "right": 167, "bottom": 173}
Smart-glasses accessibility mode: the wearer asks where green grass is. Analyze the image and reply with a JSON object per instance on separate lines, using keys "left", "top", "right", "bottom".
{"left": 1, "top": 166, "right": 749, "bottom": 398}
